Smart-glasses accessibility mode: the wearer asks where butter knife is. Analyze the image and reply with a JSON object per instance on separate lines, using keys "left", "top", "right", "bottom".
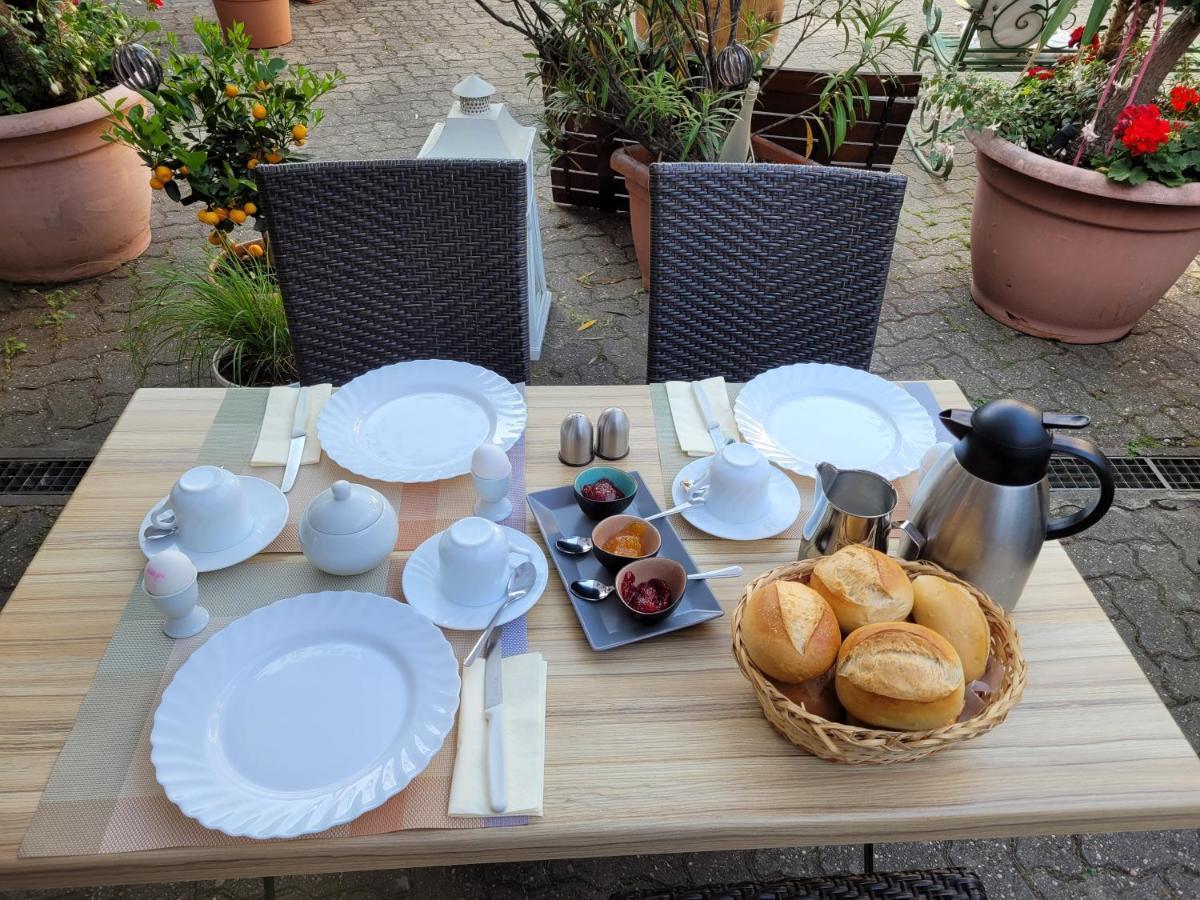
{"left": 692, "top": 382, "right": 729, "bottom": 454}
{"left": 483, "top": 627, "right": 507, "bottom": 813}
{"left": 280, "top": 386, "right": 307, "bottom": 493}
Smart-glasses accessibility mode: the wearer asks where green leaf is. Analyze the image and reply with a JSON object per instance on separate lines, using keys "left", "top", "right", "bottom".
{"left": 1081, "top": 0, "right": 1111, "bottom": 45}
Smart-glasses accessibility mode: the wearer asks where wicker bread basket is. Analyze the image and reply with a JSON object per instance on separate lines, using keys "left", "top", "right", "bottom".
{"left": 731, "top": 558, "right": 1027, "bottom": 764}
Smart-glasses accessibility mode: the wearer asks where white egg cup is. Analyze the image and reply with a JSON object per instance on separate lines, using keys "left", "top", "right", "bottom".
{"left": 472, "top": 472, "right": 512, "bottom": 522}
{"left": 146, "top": 576, "right": 210, "bottom": 639}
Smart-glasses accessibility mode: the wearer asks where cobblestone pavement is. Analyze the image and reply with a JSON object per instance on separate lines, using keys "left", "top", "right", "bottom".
{"left": 2, "top": 0, "right": 1200, "bottom": 896}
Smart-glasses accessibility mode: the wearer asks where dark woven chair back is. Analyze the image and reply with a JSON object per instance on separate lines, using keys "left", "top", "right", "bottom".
{"left": 608, "top": 868, "right": 988, "bottom": 900}
{"left": 647, "top": 162, "right": 907, "bottom": 383}
{"left": 256, "top": 159, "right": 530, "bottom": 386}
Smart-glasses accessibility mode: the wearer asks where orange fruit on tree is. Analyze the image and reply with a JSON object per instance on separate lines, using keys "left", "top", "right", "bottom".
{"left": 208, "top": 231, "right": 223, "bottom": 246}
{"left": 153, "top": 165, "right": 173, "bottom": 182}
{"left": 242, "top": 201, "right": 257, "bottom": 215}
{"left": 149, "top": 177, "right": 164, "bottom": 190}
{"left": 291, "top": 123, "right": 308, "bottom": 142}
{"left": 225, "top": 84, "right": 239, "bottom": 98}
{"left": 246, "top": 157, "right": 259, "bottom": 170}
{"left": 252, "top": 103, "right": 267, "bottom": 120}
{"left": 265, "top": 151, "right": 283, "bottom": 164}
{"left": 215, "top": 207, "right": 229, "bottom": 221}
{"left": 197, "top": 209, "right": 220, "bottom": 226}
{"left": 246, "top": 243, "right": 265, "bottom": 258}
{"left": 229, "top": 209, "right": 247, "bottom": 224}
{"left": 178, "top": 165, "right": 189, "bottom": 176}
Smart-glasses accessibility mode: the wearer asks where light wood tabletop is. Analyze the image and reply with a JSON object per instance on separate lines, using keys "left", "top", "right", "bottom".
{"left": 2, "top": 381, "right": 1200, "bottom": 889}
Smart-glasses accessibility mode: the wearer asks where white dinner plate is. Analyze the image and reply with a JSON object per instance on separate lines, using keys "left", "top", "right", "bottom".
{"left": 734, "top": 364, "right": 936, "bottom": 479}
{"left": 137, "top": 476, "right": 288, "bottom": 572}
{"left": 671, "top": 456, "right": 802, "bottom": 541}
{"left": 151, "top": 591, "right": 459, "bottom": 840}
{"left": 318, "top": 359, "right": 526, "bottom": 483}
{"left": 402, "top": 526, "right": 549, "bottom": 630}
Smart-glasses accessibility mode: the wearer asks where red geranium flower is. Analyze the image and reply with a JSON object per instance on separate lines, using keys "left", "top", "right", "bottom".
{"left": 1115, "top": 104, "right": 1172, "bottom": 156}
{"left": 1025, "top": 66, "right": 1055, "bottom": 81}
{"left": 1067, "top": 26, "right": 1100, "bottom": 56}
{"left": 1170, "top": 84, "right": 1200, "bottom": 113}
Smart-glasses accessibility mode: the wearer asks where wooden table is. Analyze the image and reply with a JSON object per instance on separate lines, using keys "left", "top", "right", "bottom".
{"left": 3, "top": 382, "right": 1200, "bottom": 890}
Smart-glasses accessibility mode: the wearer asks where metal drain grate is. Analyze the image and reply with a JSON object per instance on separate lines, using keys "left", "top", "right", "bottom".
{"left": 1049, "top": 455, "right": 1200, "bottom": 491}
{"left": 0, "top": 457, "right": 91, "bottom": 505}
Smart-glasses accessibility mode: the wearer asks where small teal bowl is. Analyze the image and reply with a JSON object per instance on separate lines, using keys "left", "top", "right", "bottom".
{"left": 573, "top": 467, "right": 637, "bottom": 520}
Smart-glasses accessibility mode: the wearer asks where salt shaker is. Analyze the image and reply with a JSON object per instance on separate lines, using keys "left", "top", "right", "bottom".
{"left": 471, "top": 443, "right": 513, "bottom": 521}
{"left": 595, "top": 406, "right": 630, "bottom": 460}
{"left": 142, "top": 549, "right": 209, "bottom": 639}
{"left": 559, "top": 412, "right": 595, "bottom": 466}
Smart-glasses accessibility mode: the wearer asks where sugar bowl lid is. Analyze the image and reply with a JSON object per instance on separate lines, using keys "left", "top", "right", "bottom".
{"left": 305, "top": 480, "right": 385, "bottom": 535}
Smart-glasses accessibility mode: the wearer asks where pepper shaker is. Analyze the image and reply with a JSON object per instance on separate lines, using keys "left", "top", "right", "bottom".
{"left": 595, "top": 407, "right": 630, "bottom": 460}
{"left": 559, "top": 412, "right": 595, "bottom": 466}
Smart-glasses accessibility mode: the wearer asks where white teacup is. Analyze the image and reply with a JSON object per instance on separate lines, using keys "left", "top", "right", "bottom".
{"left": 437, "top": 516, "right": 532, "bottom": 606}
{"left": 152, "top": 466, "right": 254, "bottom": 554}
{"left": 704, "top": 443, "right": 772, "bottom": 524}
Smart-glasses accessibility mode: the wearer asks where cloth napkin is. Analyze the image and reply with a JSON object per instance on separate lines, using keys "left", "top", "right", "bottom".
{"left": 250, "top": 384, "right": 332, "bottom": 467}
{"left": 665, "top": 377, "right": 741, "bottom": 457}
{"left": 449, "top": 652, "right": 546, "bottom": 817}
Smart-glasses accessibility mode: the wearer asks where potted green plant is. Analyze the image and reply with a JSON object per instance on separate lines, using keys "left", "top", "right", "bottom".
{"left": 0, "top": 0, "right": 160, "bottom": 283}
{"left": 131, "top": 256, "right": 297, "bottom": 387}
{"left": 921, "top": 1, "right": 1200, "bottom": 342}
{"left": 104, "top": 19, "right": 342, "bottom": 260}
{"left": 473, "top": 0, "right": 906, "bottom": 284}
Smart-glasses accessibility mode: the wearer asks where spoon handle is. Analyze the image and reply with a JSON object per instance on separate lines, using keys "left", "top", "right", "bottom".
{"left": 465, "top": 594, "right": 520, "bottom": 666}
{"left": 644, "top": 500, "right": 696, "bottom": 522}
{"left": 687, "top": 565, "right": 743, "bottom": 580}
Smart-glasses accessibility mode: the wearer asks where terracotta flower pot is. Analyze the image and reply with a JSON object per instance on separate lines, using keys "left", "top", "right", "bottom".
{"left": 968, "top": 130, "right": 1200, "bottom": 343}
{"left": 611, "top": 136, "right": 814, "bottom": 288}
{"left": 0, "top": 86, "right": 150, "bottom": 283}
{"left": 212, "top": 0, "right": 292, "bottom": 49}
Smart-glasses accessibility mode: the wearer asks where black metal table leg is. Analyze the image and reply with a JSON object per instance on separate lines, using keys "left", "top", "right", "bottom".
{"left": 863, "top": 842, "right": 875, "bottom": 874}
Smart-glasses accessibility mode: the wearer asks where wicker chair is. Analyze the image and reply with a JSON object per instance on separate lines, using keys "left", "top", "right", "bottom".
{"left": 647, "top": 162, "right": 907, "bottom": 383}
{"left": 255, "top": 159, "right": 530, "bottom": 386}
{"left": 609, "top": 868, "right": 988, "bottom": 900}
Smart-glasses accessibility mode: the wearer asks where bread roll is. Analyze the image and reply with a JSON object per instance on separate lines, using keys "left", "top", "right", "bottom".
{"left": 834, "top": 622, "right": 965, "bottom": 731}
{"left": 911, "top": 574, "right": 990, "bottom": 682}
{"left": 811, "top": 545, "right": 914, "bottom": 633}
{"left": 770, "top": 666, "right": 842, "bottom": 722}
{"left": 741, "top": 580, "right": 841, "bottom": 682}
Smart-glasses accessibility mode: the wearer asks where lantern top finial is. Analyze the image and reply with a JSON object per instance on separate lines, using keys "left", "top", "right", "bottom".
{"left": 454, "top": 74, "right": 495, "bottom": 99}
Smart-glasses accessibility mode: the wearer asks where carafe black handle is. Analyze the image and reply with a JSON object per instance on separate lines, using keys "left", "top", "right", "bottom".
{"left": 1045, "top": 435, "right": 1116, "bottom": 539}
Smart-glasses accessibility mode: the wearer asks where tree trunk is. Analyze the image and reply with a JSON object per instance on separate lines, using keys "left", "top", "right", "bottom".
{"left": 1092, "top": 7, "right": 1200, "bottom": 147}
{"left": 1098, "top": 0, "right": 1131, "bottom": 61}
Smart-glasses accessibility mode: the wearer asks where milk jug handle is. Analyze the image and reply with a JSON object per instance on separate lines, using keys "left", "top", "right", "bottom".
{"left": 1045, "top": 435, "right": 1116, "bottom": 540}
{"left": 891, "top": 521, "right": 925, "bottom": 559}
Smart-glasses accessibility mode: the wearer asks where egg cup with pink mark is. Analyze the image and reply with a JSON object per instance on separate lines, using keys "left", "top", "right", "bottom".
{"left": 143, "top": 548, "right": 210, "bottom": 639}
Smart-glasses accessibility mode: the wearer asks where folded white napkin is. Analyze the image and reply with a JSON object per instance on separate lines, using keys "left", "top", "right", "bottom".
{"left": 449, "top": 652, "right": 546, "bottom": 818}
{"left": 665, "top": 377, "right": 741, "bottom": 457}
{"left": 250, "top": 384, "right": 332, "bottom": 467}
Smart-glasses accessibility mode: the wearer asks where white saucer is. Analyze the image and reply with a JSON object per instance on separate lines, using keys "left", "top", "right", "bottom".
{"left": 402, "top": 525, "right": 549, "bottom": 630}
{"left": 671, "top": 457, "right": 802, "bottom": 541}
{"left": 138, "top": 476, "right": 289, "bottom": 572}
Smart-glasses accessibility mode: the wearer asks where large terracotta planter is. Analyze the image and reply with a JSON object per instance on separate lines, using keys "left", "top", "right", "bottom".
{"left": 611, "top": 136, "right": 813, "bottom": 288}
{"left": 212, "top": 0, "right": 292, "bottom": 49}
{"left": 969, "top": 130, "right": 1200, "bottom": 343}
{"left": 0, "top": 86, "right": 150, "bottom": 284}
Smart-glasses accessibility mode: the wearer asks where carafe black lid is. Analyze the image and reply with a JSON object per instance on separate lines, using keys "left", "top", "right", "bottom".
{"left": 940, "top": 400, "right": 1089, "bottom": 486}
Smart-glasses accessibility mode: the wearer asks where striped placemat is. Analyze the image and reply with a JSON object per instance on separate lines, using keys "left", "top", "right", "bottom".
{"left": 19, "top": 557, "right": 529, "bottom": 858}
{"left": 195, "top": 388, "right": 526, "bottom": 553}
{"left": 649, "top": 382, "right": 924, "bottom": 541}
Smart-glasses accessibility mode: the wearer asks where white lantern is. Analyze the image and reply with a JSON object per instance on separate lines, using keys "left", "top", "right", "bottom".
{"left": 418, "top": 75, "right": 553, "bottom": 361}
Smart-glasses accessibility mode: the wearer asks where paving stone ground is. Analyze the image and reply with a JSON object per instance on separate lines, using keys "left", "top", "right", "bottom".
{"left": 2, "top": 0, "right": 1200, "bottom": 896}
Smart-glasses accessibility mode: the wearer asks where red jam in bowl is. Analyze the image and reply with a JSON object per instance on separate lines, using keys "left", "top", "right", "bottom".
{"left": 620, "top": 571, "right": 674, "bottom": 613}
{"left": 582, "top": 477, "right": 625, "bottom": 502}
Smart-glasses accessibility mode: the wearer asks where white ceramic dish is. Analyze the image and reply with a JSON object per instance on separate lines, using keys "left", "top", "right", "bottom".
{"left": 671, "top": 456, "right": 802, "bottom": 540}
{"left": 151, "top": 591, "right": 459, "bottom": 839}
{"left": 138, "top": 476, "right": 288, "bottom": 572}
{"left": 735, "top": 363, "right": 936, "bottom": 479}
{"left": 318, "top": 359, "right": 526, "bottom": 483}
{"left": 402, "top": 525, "right": 549, "bottom": 630}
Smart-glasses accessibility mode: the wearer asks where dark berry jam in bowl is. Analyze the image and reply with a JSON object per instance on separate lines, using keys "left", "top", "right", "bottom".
{"left": 615, "top": 557, "right": 688, "bottom": 624}
{"left": 573, "top": 466, "right": 637, "bottom": 520}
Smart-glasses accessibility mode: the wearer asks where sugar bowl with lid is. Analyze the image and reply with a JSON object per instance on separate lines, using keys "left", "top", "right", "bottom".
{"left": 299, "top": 480, "right": 399, "bottom": 575}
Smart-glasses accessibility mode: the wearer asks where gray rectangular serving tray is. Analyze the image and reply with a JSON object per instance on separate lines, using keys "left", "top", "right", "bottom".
{"left": 527, "top": 472, "right": 724, "bottom": 651}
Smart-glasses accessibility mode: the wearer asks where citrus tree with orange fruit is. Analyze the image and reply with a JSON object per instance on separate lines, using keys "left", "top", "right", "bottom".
{"left": 102, "top": 19, "right": 341, "bottom": 257}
